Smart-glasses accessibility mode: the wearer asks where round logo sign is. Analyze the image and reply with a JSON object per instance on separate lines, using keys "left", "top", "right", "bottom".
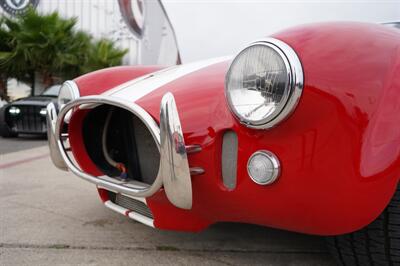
{"left": 118, "top": 0, "right": 146, "bottom": 38}
{"left": 0, "top": 0, "right": 39, "bottom": 15}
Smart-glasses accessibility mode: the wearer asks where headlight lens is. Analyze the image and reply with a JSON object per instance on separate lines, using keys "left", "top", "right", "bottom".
{"left": 9, "top": 106, "right": 20, "bottom": 115}
{"left": 39, "top": 108, "right": 47, "bottom": 116}
{"left": 57, "top": 81, "right": 80, "bottom": 110}
{"left": 247, "top": 150, "right": 280, "bottom": 185}
{"left": 225, "top": 38, "right": 303, "bottom": 129}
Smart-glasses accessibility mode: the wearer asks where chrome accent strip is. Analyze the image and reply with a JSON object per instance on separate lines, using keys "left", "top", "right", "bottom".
{"left": 104, "top": 200, "right": 155, "bottom": 228}
{"left": 159, "top": 93, "right": 192, "bottom": 210}
{"left": 225, "top": 37, "right": 304, "bottom": 129}
{"left": 185, "top": 145, "right": 202, "bottom": 154}
{"left": 189, "top": 167, "right": 205, "bottom": 176}
{"left": 247, "top": 150, "right": 280, "bottom": 185}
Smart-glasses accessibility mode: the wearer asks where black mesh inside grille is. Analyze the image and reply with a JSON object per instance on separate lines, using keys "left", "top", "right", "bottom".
{"left": 108, "top": 191, "right": 153, "bottom": 219}
{"left": 7, "top": 105, "right": 46, "bottom": 133}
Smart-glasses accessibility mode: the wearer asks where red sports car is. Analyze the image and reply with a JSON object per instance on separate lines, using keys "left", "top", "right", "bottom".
{"left": 47, "top": 22, "right": 400, "bottom": 265}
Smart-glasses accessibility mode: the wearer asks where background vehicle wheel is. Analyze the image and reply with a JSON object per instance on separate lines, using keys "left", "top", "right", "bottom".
{"left": 0, "top": 106, "right": 17, "bottom": 138}
{"left": 326, "top": 185, "right": 400, "bottom": 266}
{"left": 0, "top": 124, "right": 17, "bottom": 138}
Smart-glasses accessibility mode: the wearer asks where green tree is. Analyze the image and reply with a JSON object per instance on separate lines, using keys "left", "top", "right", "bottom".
{"left": 0, "top": 9, "right": 128, "bottom": 99}
{"left": 80, "top": 39, "right": 128, "bottom": 74}
{"left": 0, "top": 17, "right": 34, "bottom": 100}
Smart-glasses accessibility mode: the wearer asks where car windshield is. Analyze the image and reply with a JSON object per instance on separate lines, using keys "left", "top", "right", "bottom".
{"left": 41, "top": 85, "right": 61, "bottom": 97}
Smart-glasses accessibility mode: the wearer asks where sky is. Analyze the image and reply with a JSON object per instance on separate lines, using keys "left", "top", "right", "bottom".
{"left": 162, "top": 0, "right": 400, "bottom": 63}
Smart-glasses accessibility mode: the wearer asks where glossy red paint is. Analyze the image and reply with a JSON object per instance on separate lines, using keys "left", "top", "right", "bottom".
{"left": 74, "top": 65, "right": 163, "bottom": 96}
{"left": 68, "top": 22, "right": 400, "bottom": 235}
{"left": 98, "top": 188, "right": 110, "bottom": 203}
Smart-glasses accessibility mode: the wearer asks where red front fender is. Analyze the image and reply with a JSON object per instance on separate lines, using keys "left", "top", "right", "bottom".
{"left": 67, "top": 23, "right": 400, "bottom": 236}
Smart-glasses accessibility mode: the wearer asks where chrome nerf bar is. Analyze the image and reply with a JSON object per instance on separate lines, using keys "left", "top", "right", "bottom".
{"left": 47, "top": 102, "right": 68, "bottom": 171}
{"left": 47, "top": 93, "right": 193, "bottom": 209}
{"left": 159, "top": 93, "right": 192, "bottom": 209}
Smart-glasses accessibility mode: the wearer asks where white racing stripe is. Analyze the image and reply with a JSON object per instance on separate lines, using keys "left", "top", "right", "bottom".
{"left": 127, "top": 212, "right": 154, "bottom": 228}
{"left": 97, "top": 57, "right": 231, "bottom": 227}
{"left": 104, "top": 199, "right": 155, "bottom": 228}
{"left": 104, "top": 200, "right": 127, "bottom": 215}
{"left": 105, "top": 56, "right": 231, "bottom": 102}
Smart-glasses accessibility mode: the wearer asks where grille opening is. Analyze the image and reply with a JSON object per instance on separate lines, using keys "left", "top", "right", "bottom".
{"left": 107, "top": 191, "right": 154, "bottom": 219}
{"left": 6, "top": 105, "right": 47, "bottom": 133}
{"left": 82, "top": 105, "right": 160, "bottom": 184}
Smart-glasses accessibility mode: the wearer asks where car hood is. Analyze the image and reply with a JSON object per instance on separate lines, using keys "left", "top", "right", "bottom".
{"left": 11, "top": 96, "right": 57, "bottom": 106}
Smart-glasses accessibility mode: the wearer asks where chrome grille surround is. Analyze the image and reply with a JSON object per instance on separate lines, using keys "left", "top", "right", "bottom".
{"left": 47, "top": 92, "right": 193, "bottom": 210}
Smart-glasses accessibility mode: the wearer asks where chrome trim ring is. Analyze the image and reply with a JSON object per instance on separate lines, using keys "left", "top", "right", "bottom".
{"left": 247, "top": 150, "right": 280, "bottom": 185}
{"left": 225, "top": 37, "right": 304, "bottom": 129}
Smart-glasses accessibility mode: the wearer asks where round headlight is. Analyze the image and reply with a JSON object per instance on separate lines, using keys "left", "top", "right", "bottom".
{"left": 58, "top": 81, "right": 80, "bottom": 110}
{"left": 9, "top": 106, "right": 20, "bottom": 115}
{"left": 225, "top": 38, "right": 303, "bottom": 129}
{"left": 39, "top": 108, "right": 47, "bottom": 116}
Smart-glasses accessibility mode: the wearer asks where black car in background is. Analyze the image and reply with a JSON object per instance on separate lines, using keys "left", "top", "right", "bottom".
{"left": 0, "top": 85, "right": 61, "bottom": 138}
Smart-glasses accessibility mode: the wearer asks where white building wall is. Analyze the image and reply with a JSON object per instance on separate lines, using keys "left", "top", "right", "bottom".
{"left": 0, "top": 0, "right": 180, "bottom": 99}
{"left": 0, "top": 0, "right": 180, "bottom": 66}
{"left": 36, "top": 0, "right": 140, "bottom": 65}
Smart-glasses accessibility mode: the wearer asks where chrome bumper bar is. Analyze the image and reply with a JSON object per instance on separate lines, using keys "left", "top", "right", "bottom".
{"left": 47, "top": 93, "right": 193, "bottom": 209}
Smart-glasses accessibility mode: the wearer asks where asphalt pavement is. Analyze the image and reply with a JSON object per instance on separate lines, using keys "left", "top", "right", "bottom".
{"left": 0, "top": 135, "right": 47, "bottom": 155}
{"left": 0, "top": 138, "right": 336, "bottom": 265}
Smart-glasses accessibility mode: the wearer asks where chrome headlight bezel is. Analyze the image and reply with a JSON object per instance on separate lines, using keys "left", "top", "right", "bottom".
{"left": 57, "top": 80, "right": 80, "bottom": 111}
{"left": 225, "top": 38, "right": 304, "bottom": 129}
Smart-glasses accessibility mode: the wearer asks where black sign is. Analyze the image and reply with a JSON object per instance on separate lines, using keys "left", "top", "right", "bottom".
{"left": 0, "top": 0, "right": 39, "bottom": 16}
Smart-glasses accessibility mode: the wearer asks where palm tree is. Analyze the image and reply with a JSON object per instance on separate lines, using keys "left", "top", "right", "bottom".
{"left": 80, "top": 39, "right": 128, "bottom": 74}
{"left": 0, "top": 9, "right": 128, "bottom": 99}
{"left": 0, "top": 19, "right": 12, "bottom": 101}
{"left": 4, "top": 9, "right": 91, "bottom": 87}
{"left": 0, "top": 17, "right": 34, "bottom": 100}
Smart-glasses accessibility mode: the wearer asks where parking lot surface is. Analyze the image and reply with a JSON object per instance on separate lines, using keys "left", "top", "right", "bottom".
{"left": 0, "top": 139, "right": 336, "bottom": 265}
{"left": 0, "top": 135, "right": 47, "bottom": 155}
